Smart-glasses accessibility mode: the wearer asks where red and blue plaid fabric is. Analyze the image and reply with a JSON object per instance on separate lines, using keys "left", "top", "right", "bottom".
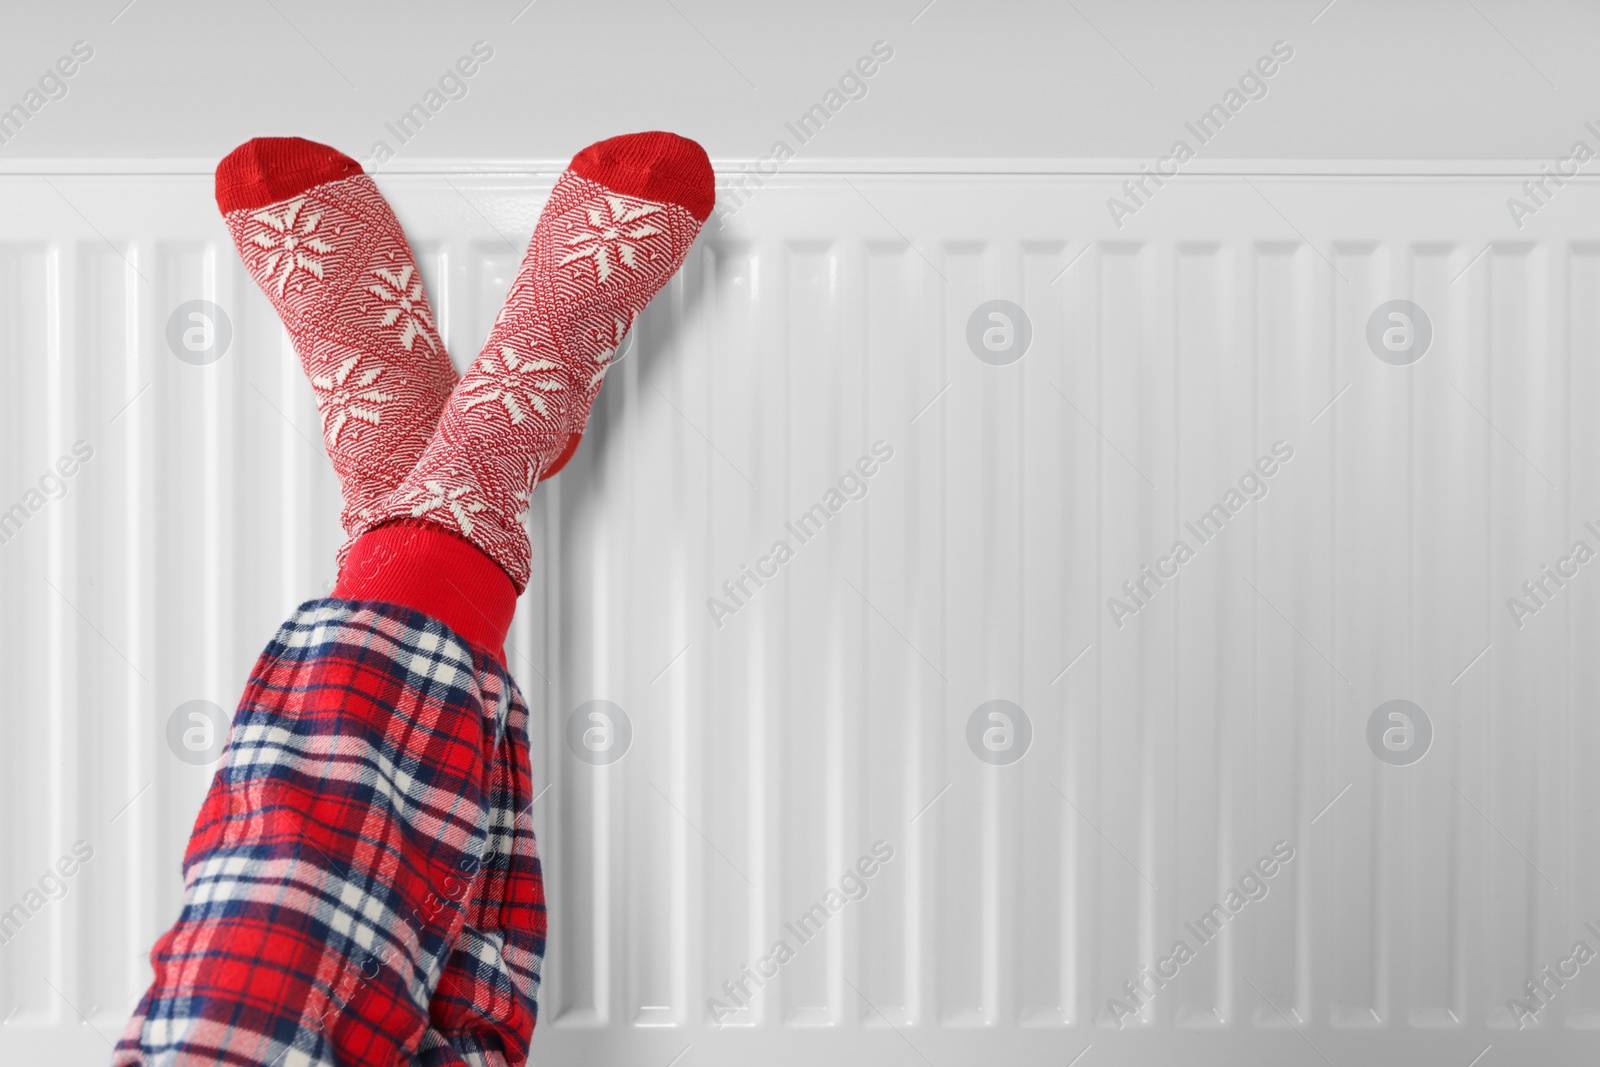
{"left": 113, "top": 598, "right": 547, "bottom": 1067}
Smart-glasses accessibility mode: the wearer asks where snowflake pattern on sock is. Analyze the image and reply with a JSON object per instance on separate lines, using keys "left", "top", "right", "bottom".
{"left": 558, "top": 195, "right": 666, "bottom": 282}
{"left": 375, "top": 171, "right": 705, "bottom": 590}
{"left": 222, "top": 174, "right": 459, "bottom": 543}
{"left": 247, "top": 197, "right": 335, "bottom": 295}
{"left": 458, "top": 338, "right": 566, "bottom": 424}
{"left": 310, "top": 353, "right": 392, "bottom": 445}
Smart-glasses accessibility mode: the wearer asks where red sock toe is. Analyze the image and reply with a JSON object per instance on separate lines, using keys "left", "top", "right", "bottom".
{"left": 569, "top": 131, "right": 716, "bottom": 223}
{"left": 539, "top": 432, "right": 584, "bottom": 479}
{"left": 215, "top": 136, "right": 364, "bottom": 214}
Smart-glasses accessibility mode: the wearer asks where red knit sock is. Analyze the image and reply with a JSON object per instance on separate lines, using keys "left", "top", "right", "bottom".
{"left": 217, "top": 137, "right": 458, "bottom": 562}
{"left": 367, "top": 131, "right": 714, "bottom": 591}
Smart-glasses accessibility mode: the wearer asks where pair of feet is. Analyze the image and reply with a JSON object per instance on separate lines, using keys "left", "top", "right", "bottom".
{"left": 218, "top": 132, "right": 714, "bottom": 608}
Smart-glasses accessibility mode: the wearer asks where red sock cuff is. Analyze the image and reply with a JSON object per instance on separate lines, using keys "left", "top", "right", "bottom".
{"left": 333, "top": 522, "right": 517, "bottom": 666}
{"left": 216, "top": 137, "right": 364, "bottom": 214}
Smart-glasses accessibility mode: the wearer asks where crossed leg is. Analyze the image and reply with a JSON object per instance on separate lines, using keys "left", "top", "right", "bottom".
{"left": 113, "top": 132, "right": 712, "bottom": 1066}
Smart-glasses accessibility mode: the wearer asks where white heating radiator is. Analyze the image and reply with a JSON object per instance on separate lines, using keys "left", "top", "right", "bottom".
{"left": 0, "top": 165, "right": 1596, "bottom": 1065}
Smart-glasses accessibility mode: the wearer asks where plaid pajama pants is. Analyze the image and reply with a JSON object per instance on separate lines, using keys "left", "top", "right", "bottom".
{"left": 113, "top": 598, "right": 547, "bottom": 1067}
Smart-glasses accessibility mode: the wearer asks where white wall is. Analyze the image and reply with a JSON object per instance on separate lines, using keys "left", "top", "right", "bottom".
{"left": 0, "top": 0, "right": 1597, "bottom": 165}
{"left": 4, "top": 3, "right": 1600, "bottom": 1066}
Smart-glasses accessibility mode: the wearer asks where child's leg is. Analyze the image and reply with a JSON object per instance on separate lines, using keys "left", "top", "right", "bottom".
{"left": 362, "top": 131, "right": 715, "bottom": 592}
{"left": 112, "top": 559, "right": 545, "bottom": 1067}
{"left": 114, "top": 131, "right": 711, "bottom": 1066}
{"left": 345, "top": 134, "right": 714, "bottom": 1057}
{"left": 112, "top": 600, "right": 517, "bottom": 1066}
{"left": 215, "top": 137, "right": 458, "bottom": 564}
{"left": 299, "top": 131, "right": 713, "bottom": 1062}
{"left": 115, "top": 139, "right": 510, "bottom": 1066}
